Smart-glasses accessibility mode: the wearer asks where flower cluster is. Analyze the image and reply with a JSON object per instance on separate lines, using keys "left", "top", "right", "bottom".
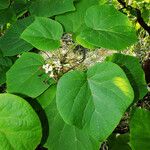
{"left": 42, "top": 59, "right": 62, "bottom": 79}
{"left": 41, "top": 34, "right": 88, "bottom": 79}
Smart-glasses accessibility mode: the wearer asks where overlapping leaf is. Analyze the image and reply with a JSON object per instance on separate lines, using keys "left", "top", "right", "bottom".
{"left": 37, "top": 84, "right": 56, "bottom": 109}
{"left": 0, "top": 8, "right": 16, "bottom": 26}
{"left": 56, "top": 62, "right": 134, "bottom": 141}
{"left": 0, "top": 93, "right": 42, "bottom": 150}
{"left": 106, "top": 53, "right": 148, "bottom": 100}
{"left": 7, "top": 52, "right": 53, "bottom": 98}
{"left": 0, "top": 17, "right": 34, "bottom": 56}
{"left": 30, "top": 0, "right": 75, "bottom": 17}
{"left": 56, "top": 0, "right": 100, "bottom": 33}
{"left": 37, "top": 85, "right": 100, "bottom": 150}
{"left": 21, "top": 17, "right": 63, "bottom": 51}
{"left": 11, "top": 0, "right": 29, "bottom": 18}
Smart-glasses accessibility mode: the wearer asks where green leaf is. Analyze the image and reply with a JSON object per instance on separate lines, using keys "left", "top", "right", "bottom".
{"left": 11, "top": 0, "right": 29, "bottom": 18}
{"left": 56, "top": 0, "right": 100, "bottom": 33}
{"left": 6, "top": 52, "right": 52, "bottom": 98}
{"left": 130, "top": 108, "right": 150, "bottom": 150}
{"left": 29, "top": 0, "right": 75, "bottom": 17}
{"left": 37, "top": 86, "right": 100, "bottom": 150}
{"left": 0, "top": 0, "right": 10, "bottom": 10}
{"left": 0, "top": 93, "right": 42, "bottom": 150}
{"left": 0, "top": 8, "right": 16, "bottom": 26}
{"left": 108, "top": 133, "right": 131, "bottom": 150}
{"left": 21, "top": 17, "right": 63, "bottom": 51}
{"left": 142, "top": 7, "right": 150, "bottom": 23}
{"left": 77, "top": 4, "right": 137, "bottom": 50}
{"left": 56, "top": 62, "right": 134, "bottom": 141}
{"left": 0, "top": 17, "right": 34, "bottom": 56}
{"left": 37, "top": 84, "right": 57, "bottom": 109}
{"left": 106, "top": 53, "right": 147, "bottom": 100}
{"left": 0, "top": 54, "right": 13, "bottom": 85}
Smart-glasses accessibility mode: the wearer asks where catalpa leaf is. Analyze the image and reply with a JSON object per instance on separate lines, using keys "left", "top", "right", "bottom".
{"left": 56, "top": 62, "right": 134, "bottom": 141}
{"left": 56, "top": 0, "right": 100, "bottom": 33}
{"left": 130, "top": 108, "right": 150, "bottom": 150}
{"left": 30, "top": 0, "right": 75, "bottom": 17}
{"left": 77, "top": 4, "right": 137, "bottom": 50}
{"left": 0, "top": 17, "right": 34, "bottom": 56}
{"left": 0, "top": 93, "right": 42, "bottom": 150}
{"left": 21, "top": 17, "right": 63, "bottom": 51}
{"left": 37, "top": 86, "right": 100, "bottom": 150}
{"left": 7, "top": 52, "right": 53, "bottom": 98}
{"left": 37, "top": 84, "right": 57, "bottom": 109}
{"left": 106, "top": 53, "right": 148, "bottom": 100}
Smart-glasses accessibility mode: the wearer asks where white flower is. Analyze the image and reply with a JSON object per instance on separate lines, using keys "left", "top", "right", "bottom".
{"left": 42, "top": 64, "right": 48, "bottom": 70}
{"left": 49, "top": 72, "right": 54, "bottom": 78}
{"left": 53, "top": 60, "right": 61, "bottom": 67}
{"left": 48, "top": 65, "right": 53, "bottom": 71}
{"left": 63, "top": 64, "right": 70, "bottom": 67}
{"left": 61, "top": 49, "right": 66, "bottom": 55}
{"left": 42, "top": 64, "right": 53, "bottom": 74}
{"left": 45, "top": 69, "right": 49, "bottom": 74}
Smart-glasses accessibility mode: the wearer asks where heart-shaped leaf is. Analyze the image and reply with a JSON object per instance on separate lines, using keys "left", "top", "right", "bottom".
{"left": 37, "top": 85, "right": 100, "bottom": 150}
{"left": 30, "top": 0, "right": 75, "bottom": 17}
{"left": 21, "top": 17, "right": 63, "bottom": 51}
{"left": 7, "top": 52, "right": 53, "bottom": 98}
{"left": 77, "top": 4, "right": 137, "bottom": 50}
{"left": 106, "top": 53, "right": 148, "bottom": 100}
{"left": 0, "top": 93, "right": 42, "bottom": 150}
{"left": 56, "top": 62, "right": 134, "bottom": 141}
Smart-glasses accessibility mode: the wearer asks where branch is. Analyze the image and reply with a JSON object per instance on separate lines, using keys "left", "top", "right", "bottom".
{"left": 135, "top": 8, "right": 150, "bottom": 34}
{"left": 117, "top": 0, "right": 150, "bottom": 35}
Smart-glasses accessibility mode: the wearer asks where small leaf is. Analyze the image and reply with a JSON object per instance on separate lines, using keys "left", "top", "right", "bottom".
{"left": 29, "top": 0, "right": 75, "bottom": 17}
{"left": 0, "top": 93, "right": 42, "bottom": 150}
{"left": 0, "top": 17, "right": 34, "bottom": 56}
{"left": 77, "top": 4, "right": 137, "bottom": 50}
{"left": 7, "top": 52, "right": 52, "bottom": 98}
{"left": 130, "top": 108, "right": 150, "bottom": 150}
{"left": 21, "top": 17, "right": 63, "bottom": 51}
{"left": 106, "top": 53, "right": 148, "bottom": 100}
{"left": 56, "top": 62, "right": 134, "bottom": 141}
